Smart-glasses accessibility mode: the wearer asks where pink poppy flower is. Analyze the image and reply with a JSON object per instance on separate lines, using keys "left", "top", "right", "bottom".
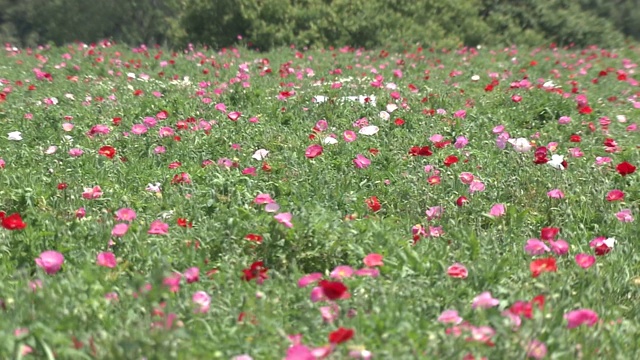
{"left": 575, "top": 254, "right": 596, "bottom": 269}
{"left": 454, "top": 136, "right": 468, "bottom": 149}
{"left": 459, "top": 172, "right": 474, "bottom": 184}
{"left": 274, "top": 212, "right": 293, "bottom": 228}
{"left": 96, "top": 252, "right": 117, "bottom": 268}
{"left": 82, "top": 186, "right": 103, "bottom": 199}
{"left": 148, "top": 220, "right": 169, "bottom": 235}
{"left": 549, "top": 239, "right": 569, "bottom": 256}
{"left": 472, "top": 291, "right": 499, "bottom": 309}
{"left": 438, "top": 309, "right": 463, "bottom": 324}
{"left": 565, "top": 309, "right": 598, "bottom": 329}
{"left": 305, "top": 144, "right": 323, "bottom": 158}
{"left": 489, "top": 204, "right": 506, "bottom": 217}
{"left": 330, "top": 265, "right": 354, "bottom": 279}
{"left": 615, "top": 209, "right": 634, "bottom": 222}
{"left": 298, "top": 273, "right": 323, "bottom": 288}
{"left": 353, "top": 154, "right": 371, "bottom": 169}
{"left": 35, "top": 250, "right": 64, "bottom": 274}
{"left": 185, "top": 267, "right": 200, "bottom": 283}
{"left": 228, "top": 111, "right": 241, "bottom": 121}
{"left": 469, "top": 180, "right": 485, "bottom": 193}
{"left": 524, "top": 239, "right": 550, "bottom": 256}
{"left": 192, "top": 291, "right": 210, "bottom": 313}
{"left": 547, "top": 189, "right": 565, "bottom": 199}
{"left": 254, "top": 193, "right": 275, "bottom": 204}
{"left": 526, "top": 340, "right": 548, "bottom": 359}
{"left": 343, "top": 130, "right": 357, "bottom": 142}
{"left": 111, "top": 223, "right": 129, "bottom": 237}
{"left": 116, "top": 208, "right": 137, "bottom": 222}
{"left": 447, "top": 263, "right": 468, "bottom": 279}
{"left": 363, "top": 253, "right": 384, "bottom": 267}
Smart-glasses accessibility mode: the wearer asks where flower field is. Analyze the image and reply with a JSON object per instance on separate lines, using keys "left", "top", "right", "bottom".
{"left": 0, "top": 42, "right": 639, "bottom": 359}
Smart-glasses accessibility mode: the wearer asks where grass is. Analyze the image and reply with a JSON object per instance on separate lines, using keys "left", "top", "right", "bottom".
{"left": 0, "top": 43, "right": 639, "bottom": 359}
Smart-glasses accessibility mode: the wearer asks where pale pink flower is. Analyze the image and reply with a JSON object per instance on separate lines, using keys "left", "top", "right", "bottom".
{"left": 426, "top": 206, "right": 443, "bottom": 221}
{"left": 526, "top": 340, "right": 548, "bottom": 359}
{"left": 565, "top": 309, "right": 598, "bottom": 329}
{"left": 215, "top": 103, "right": 227, "bottom": 113}
{"left": 163, "top": 273, "right": 181, "bottom": 292}
{"left": 568, "top": 148, "right": 584, "bottom": 157}
{"left": 62, "top": 122, "right": 74, "bottom": 131}
{"left": 131, "top": 124, "right": 148, "bottom": 135}
{"left": 148, "top": 220, "right": 169, "bottom": 235}
{"left": 595, "top": 156, "right": 613, "bottom": 166}
{"left": 192, "top": 291, "right": 210, "bottom": 313}
{"left": 68, "top": 148, "right": 84, "bottom": 157}
{"left": 616, "top": 209, "right": 634, "bottom": 222}
{"left": 116, "top": 208, "right": 137, "bottom": 222}
{"left": 429, "top": 134, "right": 444, "bottom": 143}
{"left": 111, "top": 223, "right": 129, "bottom": 237}
{"left": 353, "top": 154, "right": 371, "bottom": 169}
{"left": 254, "top": 193, "right": 275, "bottom": 204}
{"left": 524, "top": 239, "right": 550, "bottom": 255}
{"left": 472, "top": 291, "right": 500, "bottom": 309}
{"left": 454, "top": 136, "right": 468, "bottom": 149}
{"left": 558, "top": 116, "right": 572, "bottom": 125}
{"left": 154, "top": 146, "right": 166, "bottom": 154}
{"left": 35, "top": 250, "right": 64, "bottom": 274}
{"left": 547, "top": 189, "right": 565, "bottom": 199}
{"left": 453, "top": 110, "right": 466, "bottom": 118}
{"left": 469, "top": 180, "right": 485, "bottom": 193}
{"left": 274, "top": 212, "right": 293, "bottom": 228}
{"left": 264, "top": 202, "right": 280, "bottom": 213}
{"left": 492, "top": 125, "right": 505, "bottom": 134}
{"left": 96, "top": 252, "right": 117, "bottom": 268}
{"left": 330, "top": 265, "right": 354, "bottom": 279}
{"left": 438, "top": 309, "right": 463, "bottom": 324}
{"left": 470, "top": 326, "right": 495, "bottom": 343}
{"left": 428, "top": 226, "right": 444, "bottom": 237}
{"left": 320, "top": 303, "right": 340, "bottom": 323}
{"left": 158, "top": 127, "right": 174, "bottom": 137}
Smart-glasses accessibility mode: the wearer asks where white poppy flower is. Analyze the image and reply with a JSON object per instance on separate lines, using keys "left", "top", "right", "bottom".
{"left": 7, "top": 131, "right": 22, "bottom": 141}
{"left": 508, "top": 138, "right": 532, "bottom": 152}
{"left": 548, "top": 154, "right": 565, "bottom": 170}
{"left": 322, "top": 137, "right": 338, "bottom": 145}
{"left": 358, "top": 125, "right": 379, "bottom": 136}
{"left": 252, "top": 149, "right": 269, "bottom": 161}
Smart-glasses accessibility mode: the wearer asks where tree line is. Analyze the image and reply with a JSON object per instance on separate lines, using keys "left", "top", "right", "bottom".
{"left": 0, "top": 0, "right": 638, "bottom": 50}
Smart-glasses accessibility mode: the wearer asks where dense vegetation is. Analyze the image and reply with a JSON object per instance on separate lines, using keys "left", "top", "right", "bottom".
{"left": 1, "top": 0, "right": 639, "bottom": 50}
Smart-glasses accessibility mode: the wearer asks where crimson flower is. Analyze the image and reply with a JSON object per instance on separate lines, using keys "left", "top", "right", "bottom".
{"left": 329, "top": 327, "right": 354, "bottom": 344}
{"left": 409, "top": 146, "right": 433, "bottom": 156}
{"left": 540, "top": 227, "right": 559, "bottom": 241}
{"left": 98, "top": 145, "right": 116, "bottom": 159}
{"left": 616, "top": 161, "right": 636, "bottom": 176}
{"left": 319, "top": 280, "right": 348, "bottom": 300}
{"left": 245, "top": 234, "right": 263, "bottom": 243}
{"left": 242, "top": 261, "right": 268, "bottom": 284}
{"left": 443, "top": 155, "right": 459, "bottom": 167}
{"left": 177, "top": 218, "right": 193, "bottom": 228}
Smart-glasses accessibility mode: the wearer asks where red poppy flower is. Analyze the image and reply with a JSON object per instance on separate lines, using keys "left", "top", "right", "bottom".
{"left": 261, "top": 162, "right": 272, "bottom": 172}
{"left": 112, "top": 117, "right": 122, "bottom": 126}
{"left": 531, "top": 294, "right": 545, "bottom": 311}
{"left": 456, "top": 196, "right": 469, "bottom": 207}
{"left": 245, "top": 234, "right": 263, "bottom": 243}
{"left": 616, "top": 161, "right": 636, "bottom": 176}
{"left": 177, "top": 218, "right": 193, "bottom": 228}
{"left": 329, "top": 327, "right": 354, "bottom": 344}
{"left": 319, "top": 280, "right": 348, "bottom": 300}
{"left": 133, "top": 89, "right": 143, "bottom": 96}
{"left": 98, "top": 145, "right": 116, "bottom": 159}
{"left": 365, "top": 196, "right": 381, "bottom": 212}
{"left": 540, "top": 227, "right": 559, "bottom": 241}
{"left": 394, "top": 118, "right": 405, "bottom": 126}
{"left": 530, "top": 257, "right": 557, "bottom": 278}
{"left": 569, "top": 134, "right": 581, "bottom": 142}
{"left": 433, "top": 140, "right": 452, "bottom": 149}
{"left": 1, "top": 213, "right": 27, "bottom": 230}
{"left": 242, "top": 261, "right": 268, "bottom": 283}
{"left": 443, "top": 155, "right": 459, "bottom": 167}
{"left": 57, "top": 182, "right": 68, "bottom": 190}
{"left": 578, "top": 105, "right": 592, "bottom": 115}
{"left": 368, "top": 148, "right": 379, "bottom": 156}
{"left": 409, "top": 146, "right": 433, "bottom": 156}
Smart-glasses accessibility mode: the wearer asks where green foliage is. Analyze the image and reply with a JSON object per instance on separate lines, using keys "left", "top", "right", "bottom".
{"left": 0, "top": 0, "right": 636, "bottom": 50}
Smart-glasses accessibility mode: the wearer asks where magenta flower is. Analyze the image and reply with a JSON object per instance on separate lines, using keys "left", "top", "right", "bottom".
{"left": 254, "top": 193, "right": 275, "bottom": 204}
{"left": 305, "top": 144, "right": 323, "bottom": 158}
{"left": 298, "top": 273, "right": 323, "bottom": 288}
{"left": 472, "top": 291, "right": 500, "bottom": 309}
{"left": 549, "top": 239, "right": 569, "bottom": 255}
{"left": 148, "top": 220, "right": 169, "bottom": 235}
{"left": 115, "top": 208, "right": 137, "bottom": 222}
{"left": 82, "top": 186, "right": 103, "bottom": 199}
{"left": 163, "top": 273, "right": 181, "bottom": 292}
{"left": 353, "top": 154, "right": 371, "bottom": 169}
{"left": 454, "top": 136, "right": 468, "bottom": 149}
{"left": 96, "top": 252, "right": 117, "bottom": 268}
{"left": 488, "top": 204, "right": 506, "bottom": 217}
{"left": 35, "top": 250, "right": 64, "bottom": 275}
{"left": 425, "top": 206, "right": 443, "bottom": 221}
{"left": 547, "top": 189, "right": 565, "bottom": 199}
{"left": 111, "top": 223, "right": 129, "bottom": 237}
{"left": 185, "top": 267, "right": 200, "bottom": 283}
{"left": 459, "top": 172, "right": 474, "bottom": 184}
{"left": 565, "top": 309, "right": 598, "bottom": 329}
{"left": 343, "top": 130, "right": 357, "bottom": 142}
{"left": 575, "top": 254, "right": 596, "bottom": 269}
{"left": 453, "top": 110, "right": 466, "bottom": 118}
{"left": 437, "top": 309, "right": 463, "bottom": 324}
{"left": 274, "top": 212, "right": 293, "bottom": 228}
{"left": 524, "top": 239, "right": 550, "bottom": 256}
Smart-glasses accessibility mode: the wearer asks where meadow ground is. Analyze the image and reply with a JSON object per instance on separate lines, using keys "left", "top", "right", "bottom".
{"left": 0, "top": 42, "right": 639, "bottom": 359}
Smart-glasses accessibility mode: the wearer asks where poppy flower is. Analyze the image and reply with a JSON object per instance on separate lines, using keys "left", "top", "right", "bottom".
{"left": 329, "top": 327, "right": 354, "bottom": 344}
{"left": 530, "top": 257, "right": 557, "bottom": 278}
{"left": 1, "top": 212, "right": 26, "bottom": 230}
{"left": 443, "top": 155, "right": 459, "bottom": 167}
{"left": 305, "top": 144, "right": 323, "bottom": 159}
{"left": 245, "top": 234, "right": 263, "bottom": 243}
{"left": 319, "top": 280, "right": 348, "bottom": 300}
{"left": 616, "top": 161, "right": 636, "bottom": 176}
{"left": 365, "top": 196, "right": 381, "bottom": 212}
{"left": 177, "top": 218, "right": 193, "bottom": 228}
{"left": 540, "top": 227, "right": 559, "bottom": 241}
{"left": 409, "top": 146, "right": 433, "bottom": 156}
{"left": 242, "top": 261, "right": 268, "bottom": 284}
{"left": 98, "top": 145, "right": 116, "bottom": 159}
